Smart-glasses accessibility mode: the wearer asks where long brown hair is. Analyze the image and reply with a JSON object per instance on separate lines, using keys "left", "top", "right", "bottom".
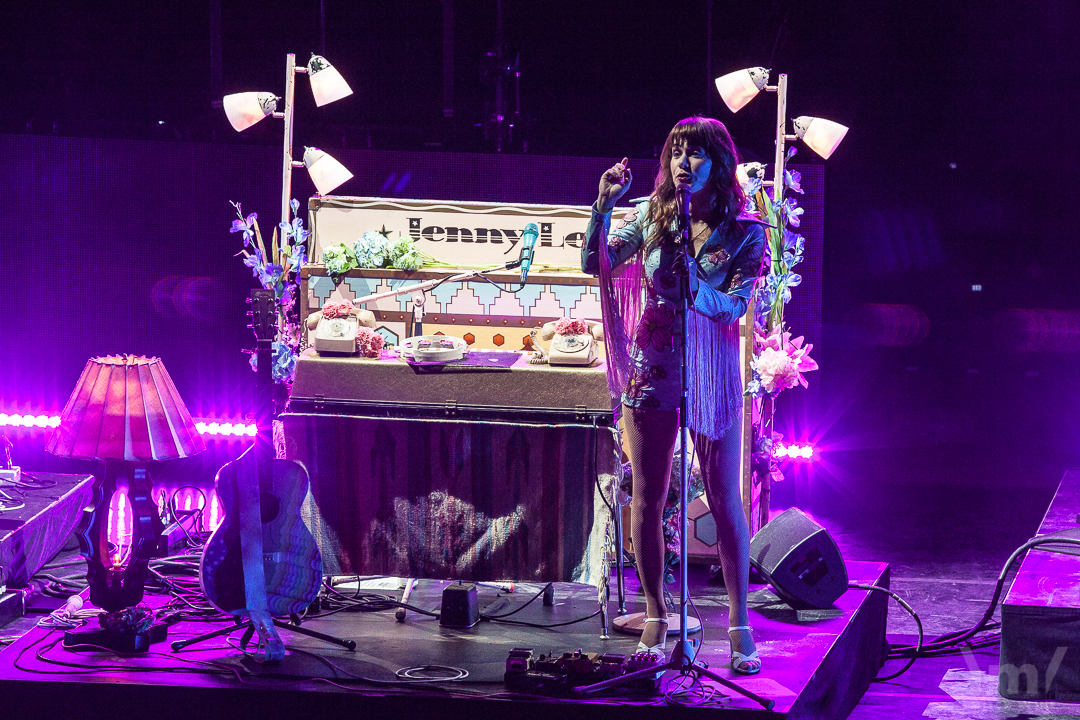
{"left": 644, "top": 117, "right": 746, "bottom": 252}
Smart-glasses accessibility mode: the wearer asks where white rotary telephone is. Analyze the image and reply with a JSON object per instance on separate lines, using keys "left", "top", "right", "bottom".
{"left": 538, "top": 319, "right": 604, "bottom": 366}
{"left": 307, "top": 305, "right": 377, "bottom": 354}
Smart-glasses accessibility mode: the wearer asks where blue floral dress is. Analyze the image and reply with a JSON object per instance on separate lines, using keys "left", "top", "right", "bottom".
{"left": 582, "top": 200, "right": 765, "bottom": 412}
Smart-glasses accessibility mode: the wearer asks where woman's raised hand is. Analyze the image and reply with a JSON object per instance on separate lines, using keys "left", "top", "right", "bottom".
{"left": 597, "top": 157, "right": 632, "bottom": 213}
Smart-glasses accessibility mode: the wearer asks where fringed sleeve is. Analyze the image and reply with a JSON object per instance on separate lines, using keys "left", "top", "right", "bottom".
{"left": 583, "top": 202, "right": 647, "bottom": 414}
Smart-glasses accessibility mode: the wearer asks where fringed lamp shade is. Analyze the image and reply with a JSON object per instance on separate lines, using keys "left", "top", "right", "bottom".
{"left": 47, "top": 355, "right": 204, "bottom": 461}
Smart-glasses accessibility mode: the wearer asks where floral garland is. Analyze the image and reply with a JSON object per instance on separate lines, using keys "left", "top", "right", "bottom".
{"left": 740, "top": 151, "right": 818, "bottom": 401}
{"left": 230, "top": 199, "right": 308, "bottom": 384}
{"left": 321, "top": 228, "right": 429, "bottom": 280}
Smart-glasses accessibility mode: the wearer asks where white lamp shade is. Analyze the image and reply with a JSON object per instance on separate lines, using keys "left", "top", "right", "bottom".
{"left": 793, "top": 116, "right": 849, "bottom": 159}
{"left": 223, "top": 92, "right": 278, "bottom": 132}
{"left": 307, "top": 55, "right": 353, "bottom": 107}
{"left": 714, "top": 67, "right": 769, "bottom": 113}
{"left": 303, "top": 147, "right": 353, "bottom": 195}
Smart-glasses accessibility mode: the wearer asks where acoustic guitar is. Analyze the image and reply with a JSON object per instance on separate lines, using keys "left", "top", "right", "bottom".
{"left": 199, "top": 289, "right": 323, "bottom": 662}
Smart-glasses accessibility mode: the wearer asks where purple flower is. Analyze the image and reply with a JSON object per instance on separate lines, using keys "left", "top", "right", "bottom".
{"left": 230, "top": 212, "right": 257, "bottom": 246}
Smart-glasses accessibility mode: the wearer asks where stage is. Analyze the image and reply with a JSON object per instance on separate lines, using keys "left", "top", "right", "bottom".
{"left": 0, "top": 559, "right": 888, "bottom": 718}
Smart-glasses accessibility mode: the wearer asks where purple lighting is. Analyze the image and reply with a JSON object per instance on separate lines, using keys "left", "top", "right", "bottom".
{"left": 775, "top": 443, "right": 815, "bottom": 460}
{"left": 0, "top": 414, "right": 60, "bottom": 429}
{"left": 0, "top": 409, "right": 255, "bottom": 438}
{"left": 192, "top": 421, "right": 258, "bottom": 438}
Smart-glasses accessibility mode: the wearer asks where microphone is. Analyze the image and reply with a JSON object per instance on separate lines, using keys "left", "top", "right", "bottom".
{"left": 676, "top": 185, "right": 691, "bottom": 244}
{"left": 519, "top": 223, "right": 539, "bottom": 283}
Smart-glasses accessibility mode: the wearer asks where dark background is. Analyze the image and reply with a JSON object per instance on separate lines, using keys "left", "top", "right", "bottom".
{"left": 2, "top": 1, "right": 1078, "bottom": 525}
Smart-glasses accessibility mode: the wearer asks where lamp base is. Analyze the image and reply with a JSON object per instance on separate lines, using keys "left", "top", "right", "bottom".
{"left": 63, "top": 622, "right": 168, "bottom": 654}
{"left": 612, "top": 611, "right": 701, "bottom": 636}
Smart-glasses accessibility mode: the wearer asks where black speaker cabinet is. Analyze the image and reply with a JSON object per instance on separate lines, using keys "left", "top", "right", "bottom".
{"left": 750, "top": 507, "right": 848, "bottom": 609}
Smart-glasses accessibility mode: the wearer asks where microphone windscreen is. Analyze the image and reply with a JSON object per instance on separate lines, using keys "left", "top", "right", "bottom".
{"left": 523, "top": 223, "right": 539, "bottom": 247}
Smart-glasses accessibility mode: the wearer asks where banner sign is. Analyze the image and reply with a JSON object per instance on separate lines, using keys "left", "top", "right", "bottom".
{"left": 309, "top": 196, "right": 631, "bottom": 270}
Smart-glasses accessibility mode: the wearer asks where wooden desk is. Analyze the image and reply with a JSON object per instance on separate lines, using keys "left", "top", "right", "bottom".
{"left": 283, "top": 350, "right": 618, "bottom": 590}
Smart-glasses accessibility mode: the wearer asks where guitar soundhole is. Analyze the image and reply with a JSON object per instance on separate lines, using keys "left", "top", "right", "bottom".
{"left": 260, "top": 492, "right": 281, "bottom": 524}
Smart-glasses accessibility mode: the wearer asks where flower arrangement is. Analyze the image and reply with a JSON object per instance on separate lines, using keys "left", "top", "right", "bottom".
{"left": 322, "top": 244, "right": 357, "bottom": 278}
{"left": 230, "top": 199, "right": 309, "bottom": 384}
{"left": 320, "top": 301, "right": 354, "bottom": 319}
{"left": 353, "top": 231, "right": 391, "bottom": 267}
{"left": 554, "top": 318, "right": 588, "bottom": 335}
{"left": 741, "top": 153, "right": 805, "bottom": 333}
{"left": 320, "top": 228, "right": 429, "bottom": 280}
{"left": 751, "top": 430, "right": 787, "bottom": 495}
{"left": 738, "top": 155, "right": 820, "bottom": 498}
{"left": 739, "top": 152, "right": 819, "bottom": 401}
{"left": 746, "top": 326, "right": 818, "bottom": 399}
{"left": 356, "top": 327, "right": 385, "bottom": 358}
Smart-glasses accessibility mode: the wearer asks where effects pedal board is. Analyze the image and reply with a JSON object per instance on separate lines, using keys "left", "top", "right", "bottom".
{"left": 504, "top": 647, "right": 663, "bottom": 695}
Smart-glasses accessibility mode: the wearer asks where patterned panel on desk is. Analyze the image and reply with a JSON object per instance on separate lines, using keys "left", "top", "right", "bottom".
{"left": 572, "top": 287, "right": 603, "bottom": 319}
{"left": 309, "top": 279, "right": 602, "bottom": 322}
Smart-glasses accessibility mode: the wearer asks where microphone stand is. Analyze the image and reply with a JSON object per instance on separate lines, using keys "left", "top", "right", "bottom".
{"left": 575, "top": 190, "right": 773, "bottom": 711}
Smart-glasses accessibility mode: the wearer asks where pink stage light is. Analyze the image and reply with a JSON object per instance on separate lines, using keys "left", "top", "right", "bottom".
{"left": 775, "top": 443, "right": 815, "bottom": 460}
{"left": 0, "top": 409, "right": 255, "bottom": 438}
{"left": 0, "top": 413, "right": 62, "bottom": 429}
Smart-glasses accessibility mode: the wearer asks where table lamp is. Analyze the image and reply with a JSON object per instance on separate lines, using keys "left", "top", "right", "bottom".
{"left": 47, "top": 355, "right": 204, "bottom": 651}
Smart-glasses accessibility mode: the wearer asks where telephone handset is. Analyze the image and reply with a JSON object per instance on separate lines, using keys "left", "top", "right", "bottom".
{"left": 539, "top": 319, "right": 604, "bottom": 366}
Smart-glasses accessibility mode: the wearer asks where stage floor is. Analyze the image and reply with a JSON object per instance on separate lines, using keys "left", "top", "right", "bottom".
{"left": 0, "top": 560, "right": 888, "bottom": 719}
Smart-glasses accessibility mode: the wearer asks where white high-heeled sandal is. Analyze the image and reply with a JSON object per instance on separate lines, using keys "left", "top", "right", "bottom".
{"left": 636, "top": 617, "right": 669, "bottom": 656}
{"left": 728, "top": 625, "right": 761, "bottom": 675}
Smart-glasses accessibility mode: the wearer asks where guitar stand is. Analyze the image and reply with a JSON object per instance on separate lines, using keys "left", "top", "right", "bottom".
{"left": 171, "top": 614, "right": 356, "bottom": 656}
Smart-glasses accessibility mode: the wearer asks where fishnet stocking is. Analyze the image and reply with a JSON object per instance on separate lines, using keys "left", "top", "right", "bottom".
{"left": 623, "top": 405, "right": 678, "bottom": 648}
{"left": 623, "top": 404, "right": 753, "bottom": 656}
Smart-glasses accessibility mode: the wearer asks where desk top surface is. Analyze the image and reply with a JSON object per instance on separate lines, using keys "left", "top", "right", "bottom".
{"left": 291, "top": 348, "right": 613, "bottom": 413}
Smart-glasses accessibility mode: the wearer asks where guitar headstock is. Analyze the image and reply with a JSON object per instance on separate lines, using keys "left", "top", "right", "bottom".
{"left": 248, "top": 289, "right": 277, "bottom": 345}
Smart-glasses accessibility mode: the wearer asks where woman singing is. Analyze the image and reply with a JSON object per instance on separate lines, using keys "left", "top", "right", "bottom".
{"left": 582, "top": 117, "right": 766, "bottom": 674}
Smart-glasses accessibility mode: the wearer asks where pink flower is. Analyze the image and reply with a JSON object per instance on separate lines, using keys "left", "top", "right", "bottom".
{"left": 752, "top": 347, "right": 800, "bottom": 394}
{"left": 635, "top": 303, "right": 676, "bottom": 351}
{"left": 321, "top": 301, "right": 353, "bottom": 319}
{"left": 356, "top": 327, "right": 385, "bottom": 358}
{"left": 554, "top": 318, "right": 588, "bottom": 335}
{"left": 751, "top": 325, "right": 819, "bottom": 393}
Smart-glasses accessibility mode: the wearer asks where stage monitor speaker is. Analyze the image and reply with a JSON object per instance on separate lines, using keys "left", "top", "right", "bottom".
{"left": 750, "top": 507, "right": 848, "bottom": 609}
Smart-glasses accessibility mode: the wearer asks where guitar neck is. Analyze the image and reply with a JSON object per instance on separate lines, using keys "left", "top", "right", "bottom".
{"left": 254, "top": 338, "right": 276, "bottom": 439}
